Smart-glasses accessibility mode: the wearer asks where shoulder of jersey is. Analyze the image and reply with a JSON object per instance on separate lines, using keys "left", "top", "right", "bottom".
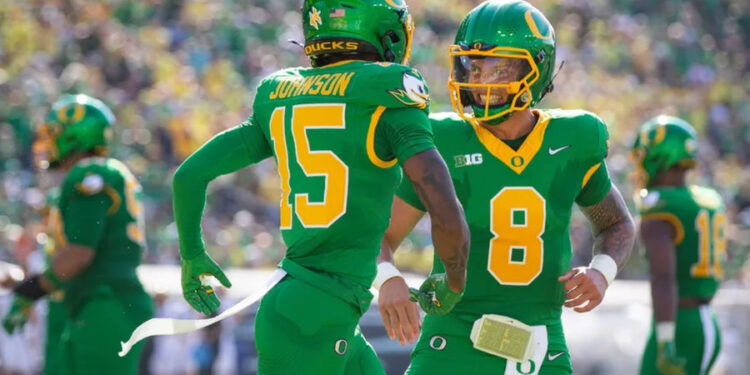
{"left": 353, "top": 62, "right": 430, "bottom": 110}
{"left": 638, "top": 187, "right": 685, "bottom": 213}
{"left": 255, "top": 67, "right": 304, "bottom": 92}
{"left": 689, "top": 185, "right": 724, "bottom": 210}
{"left": 544, "top": 108, "right": 609, "bottom": 158}
{"left": 65, "top": 157, "right": 124, "bottom": 196}
{"left": 429, "top": 111, "right": 470, "bottom": 138}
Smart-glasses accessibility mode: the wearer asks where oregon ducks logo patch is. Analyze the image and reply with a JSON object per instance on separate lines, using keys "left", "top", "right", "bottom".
{"left": 511, "top": 155, "right": 525, "bottom": 167}
{"left": 334, "top": 339, "right": 348, "bottom": 355}
{"left": 309, "top": 6, "right": 322, "bottom": 30}
{"left": 388, "top": 71, "right": 429, "bottom": 109}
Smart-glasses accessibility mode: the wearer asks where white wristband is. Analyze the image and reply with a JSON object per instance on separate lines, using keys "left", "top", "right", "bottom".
{"left": 656, "top": 321, "right": 676, "bottom": 342}
{"left": 372, "top": 262, "right": 404, "bottom": 290}
{"left": 589, "top": 254, "right": 617, "bottom": 286}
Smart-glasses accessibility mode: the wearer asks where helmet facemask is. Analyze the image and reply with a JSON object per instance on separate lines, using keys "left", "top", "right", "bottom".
{"left": 448, "top": 45, "right": 540, "bottom": 125}
{"left": 33, "top": 122, "right": 61, "bottom": 170}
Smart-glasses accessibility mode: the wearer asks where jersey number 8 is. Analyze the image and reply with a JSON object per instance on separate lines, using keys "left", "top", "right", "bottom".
{"left": 489, "top": 187, "right": 546, "bottom": 285}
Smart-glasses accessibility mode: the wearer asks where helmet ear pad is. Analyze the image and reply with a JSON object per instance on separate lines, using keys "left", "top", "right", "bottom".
{"left": 381, "top": 30, "right": 400, "bottom": 62}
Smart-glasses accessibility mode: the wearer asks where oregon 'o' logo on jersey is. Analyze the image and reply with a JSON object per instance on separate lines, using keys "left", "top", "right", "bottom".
{"left": 516, "top": 359, "right": 536, "bottom": 374}
{"left": 511, "top": 155, "right": 525, "bottom": 167}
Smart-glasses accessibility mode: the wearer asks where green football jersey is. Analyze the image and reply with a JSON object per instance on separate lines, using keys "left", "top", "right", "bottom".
{"left": 398, "top": 109, "right": 612, "bottom": 325}
{"left": 56, "top": 157, "right": 150, "bottom": 315}
{"left": 638, "top": 185, "right": 726, "bottom": 299}
{"left": 240, "top": 60, "right": 434, "bottom": 286}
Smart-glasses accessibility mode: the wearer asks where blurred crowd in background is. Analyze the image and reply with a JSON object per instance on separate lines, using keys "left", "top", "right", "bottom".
{"left": 0, "top": 0, "right": 749, "bottom": 372}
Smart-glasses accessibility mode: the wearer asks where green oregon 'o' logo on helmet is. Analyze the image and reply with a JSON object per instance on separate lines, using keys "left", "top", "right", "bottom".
{"left": 384, "top": 0, "right": 407, "bottom": 9}
{"left": 447, "top": 0, "right": 556, "bottom": 124}
{"left": 630, "top": 115, "right": 698, "bottom": 188}
{"left": 34, "top": 94, "right": 115, "bottom": 169}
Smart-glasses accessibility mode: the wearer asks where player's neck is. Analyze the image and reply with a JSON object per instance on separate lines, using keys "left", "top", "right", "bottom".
{"left": 651, "top": 168, "right": 688, "bottom": 188}
{"left": 479, "top": 110, "right": 536, "bottom": 140}
{"left": 58, "top": 153, "right": 94, "bottom": 171}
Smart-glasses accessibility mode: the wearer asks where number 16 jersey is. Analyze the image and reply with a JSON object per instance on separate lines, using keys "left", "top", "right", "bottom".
{"left": 398, "top": 109, "right": 612, "bottom": 325}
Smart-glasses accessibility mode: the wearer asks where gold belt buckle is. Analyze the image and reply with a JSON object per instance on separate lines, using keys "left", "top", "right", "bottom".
{"left": 470, "top": 314, "right": 535, "bottom": 362}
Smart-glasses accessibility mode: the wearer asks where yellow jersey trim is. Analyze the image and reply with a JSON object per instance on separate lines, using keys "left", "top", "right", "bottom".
{"left": 322, "top": 59, "right": 356, "bottom": 68}
{"left": 581, "top": 163, "right": 602, "bottom": 188}
{"left": 641, "top": 212, "right": 685, "bottom": 245}
{"left": 367, "top": 106, "right": 398, "bottom": 168}
{"left": 103, "top": 185, "right": 122, "bottom": 216}
{"left": 470, "top": 109, "right": 550, "bottom": 175}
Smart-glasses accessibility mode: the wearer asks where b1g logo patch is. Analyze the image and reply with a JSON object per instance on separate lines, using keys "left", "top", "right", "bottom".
{"left": 454, "top": 153, "right": 483, "bottom": 168}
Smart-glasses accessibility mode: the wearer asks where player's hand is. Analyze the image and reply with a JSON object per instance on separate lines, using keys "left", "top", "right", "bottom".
{"left": 559, "top": 266, "right": 608, "bottom": 313}
{"left": 657, "top": 341, "right": 686, "bottom": 375}
{"left": 2, "top": 295, "right": 33, "bottom": 334}
{"left": 181, "top": 252, "right": 232, "bottom": 315}
{"left": 409, "top": 273, "right": 463, "bottom": 316}
{"left": 378, "top": 276, "right": 421, "bottom": 345}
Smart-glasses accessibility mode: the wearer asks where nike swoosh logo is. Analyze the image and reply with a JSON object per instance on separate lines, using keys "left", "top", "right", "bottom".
{"left": 548, "top": 145, "right": 570, "bottom": 155}
{"left": 547, "top": 352, "right": 565, "bottom": 361}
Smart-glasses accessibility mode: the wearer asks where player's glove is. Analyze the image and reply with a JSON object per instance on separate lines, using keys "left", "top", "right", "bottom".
{"left": 408, "top": 273, "right": 463, "bottom": 315}
{"left": 181, "top": 252, "right": 232, "bottom": 315}
{"left": 2, "top": 295, "right": 33, "bottom": 334}
{"left": 656, "top": 341, "right": 686, "bottom": 375}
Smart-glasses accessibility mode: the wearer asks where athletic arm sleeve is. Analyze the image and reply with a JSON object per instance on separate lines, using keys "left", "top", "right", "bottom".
{"left": 173, "top": 118, "right": 272, "bottom": 258}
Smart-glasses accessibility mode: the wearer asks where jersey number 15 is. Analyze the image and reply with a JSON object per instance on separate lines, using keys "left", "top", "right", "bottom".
{"left": 270, "top": 104, "right": 348, "bottom": 229}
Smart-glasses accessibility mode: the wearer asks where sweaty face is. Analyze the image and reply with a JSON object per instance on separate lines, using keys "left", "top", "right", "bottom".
{"left": 454, "top": 55, "right": 531, "bottom": 107}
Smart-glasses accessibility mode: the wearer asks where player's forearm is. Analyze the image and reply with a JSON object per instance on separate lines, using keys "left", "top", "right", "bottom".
{"left": 402, "top": 150, "right": 469, "bottom": 292}
{"left": 173, "top": 128, "right": 255, "bottom": 259}
{"left": 48, "top": 244, "right": 95, "bottom": 283}
{"left": 378, "top": 238, "right": 396, "bottom": 264}
{"left": 379, "top": 196, "right": 426, "bottom": 263}
{"left": 650, "top": 275, "right": 678, "bottom": 322}
{"left": 430, "top": 218, "right": 469, "bottom": 292}
{"left": 591, "top": 218, "right": 635, "bottom": 269}
{"left": 581, "top": 187, "right": 635, "bottom": 268}
{"left": 173, "top": 161, "right": 211, "bottom": 259}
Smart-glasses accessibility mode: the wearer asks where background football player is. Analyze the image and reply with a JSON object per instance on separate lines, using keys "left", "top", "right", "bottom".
{"left": 172, "top": 0, "right": 469, "bottom": 374}
{"left": 375, "top": 1, "right": 635, "bottom": 374}
{"left": 633, "top": 116, "right": 725, "bottom": 375}
{"left": 2, "top": 94, "right": 154, "bottom": 375}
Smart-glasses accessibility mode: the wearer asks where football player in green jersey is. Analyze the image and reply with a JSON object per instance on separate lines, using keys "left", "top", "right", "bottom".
{"left": 2, "top": 94, "right": 154, "bottom": 375}
{"left": 41, "top": 188, "right": 68, "bottom": 375}
{"left": 172, "top": 0, "right": 469, "bottom": 374}
{"left": 633, "top": 116, "right": 725, "bottom": 375}
{"left": 374, "top": 1, "right": 635, "bottom": 374}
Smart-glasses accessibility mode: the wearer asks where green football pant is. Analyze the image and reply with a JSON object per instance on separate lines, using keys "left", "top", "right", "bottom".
{"left": 59, "top": 287, "right": 152, "bottom": 375}
{"left": 640, "top": 305, "right": 721, "bottom": 375}
{"left": 406, "top": 314, "right": 572, "bottom": 375}
{"left": 45, "top": 298, "right": 67, "bottom": 375}
{"left": 255, "top": 275, "right": 385, "bottom": 375}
